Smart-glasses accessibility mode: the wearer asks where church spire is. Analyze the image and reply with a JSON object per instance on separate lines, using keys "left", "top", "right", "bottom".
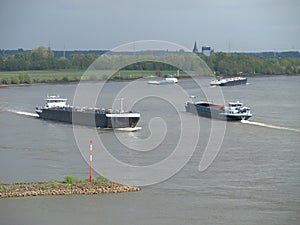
{"left": 193, "top": 41, "right": 198, "bottom": 54}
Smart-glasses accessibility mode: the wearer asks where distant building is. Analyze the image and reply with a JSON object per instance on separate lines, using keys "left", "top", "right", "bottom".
{"left": 202, "top": 46, "right": 214, "bottom": 56}
{"left": 192, "top": 41, "right": 198, "bottom": 54}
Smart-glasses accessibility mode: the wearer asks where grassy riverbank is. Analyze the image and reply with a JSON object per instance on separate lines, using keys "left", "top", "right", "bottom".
{"left": 0, "top": 70, "right": 85, "bottom": 84}
{"left": 0, "top": 176, "right": 140, "bottom": 198}
{"left": 0, "top": 69, "right": 187, "bottom": 86}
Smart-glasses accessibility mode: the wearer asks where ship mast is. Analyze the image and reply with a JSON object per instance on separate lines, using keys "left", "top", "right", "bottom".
{"left": 120, "top": 98, "right": 124, "bottom": 113}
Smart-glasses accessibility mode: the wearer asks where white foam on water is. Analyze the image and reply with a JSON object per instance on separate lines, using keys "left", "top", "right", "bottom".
{"left": 7, "top": 109, "right": 39, "bottom": 117}
{"left": 114, "top": 127, "right": 142, "bottom": 132}
{"left": 240, "top": 120, "right": 300, "bottom": 133}
{"left": 98, "top": 127, "right": 142, "bottom": 132}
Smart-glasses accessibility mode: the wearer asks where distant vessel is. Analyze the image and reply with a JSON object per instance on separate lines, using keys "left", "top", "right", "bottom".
{"left": 35, "top": 95, "right": 140, "bottom": 128}
{"left": 210, "top": 76, "right": 247, "bottom": 86}
{"left": 185, "top": 97, "right": 252, "bottom": 121}
{"left": 148, "top": 77, "right": 178, "bottom": 85}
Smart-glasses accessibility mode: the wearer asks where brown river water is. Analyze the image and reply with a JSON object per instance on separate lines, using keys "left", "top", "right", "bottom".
{"left": 0, "top": 76, "right": 299, "bottom": 225}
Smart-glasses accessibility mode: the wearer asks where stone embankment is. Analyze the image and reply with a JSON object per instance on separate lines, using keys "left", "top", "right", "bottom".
{"left": 0, "top": 181, "right": 140, "bottom": 198}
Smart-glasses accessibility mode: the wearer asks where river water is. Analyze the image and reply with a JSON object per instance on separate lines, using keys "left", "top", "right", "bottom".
{"left": 0, "top": 76, "right": 299, "bottom": 225}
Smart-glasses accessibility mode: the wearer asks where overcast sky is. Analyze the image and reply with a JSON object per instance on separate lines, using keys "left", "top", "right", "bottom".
{"left": 1, "top": 0, "right": 299, "bottom": 52}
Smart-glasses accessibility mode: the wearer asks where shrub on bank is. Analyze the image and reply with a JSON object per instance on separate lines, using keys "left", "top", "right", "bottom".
{"left": 10, "top": 76, "right": 19, "bottom": 84}
{"left": 18, "top": 73, "right": 32, "bottom": 84}
{"left": 64, "top": 175, "right": 79, "bottom": 184}
{"left": 1, "top": 78, "right": 10, "bottom": 84}
{"left": 97, "top": 175, "right": 109, "bottom": 183}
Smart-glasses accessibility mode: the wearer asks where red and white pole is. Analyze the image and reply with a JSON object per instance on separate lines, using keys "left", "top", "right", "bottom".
{"left": 89, "top": 139, "right": 93, "bottom": 184}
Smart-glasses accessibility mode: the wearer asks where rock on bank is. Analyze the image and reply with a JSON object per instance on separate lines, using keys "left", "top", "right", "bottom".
{"left": 0, "top": 181, "right": 140, "bottom": 198}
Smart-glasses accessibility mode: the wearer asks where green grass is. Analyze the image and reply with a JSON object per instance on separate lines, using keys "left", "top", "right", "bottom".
{"left": 64, "top": 175, "right": 110, "bottom": 185}
{"left": 0, "top": 69, "right": 189, "bottom": 85}
{"left": 64, "top": 175, "right": 80, "bottom": 184}
{"left": 0, "top": 70, "right": 85, "bottom": 84}
{"left": 110, "top": 70, "right": 184, "bottom": 79}
{"left": 96, "top": 175, "right": 110, "bottom": 183}
{"left": 0, "top": 175, "right": 111, "bottom": 191}
{"left": 0, "top": 184, "right": 12, "bottom": 191}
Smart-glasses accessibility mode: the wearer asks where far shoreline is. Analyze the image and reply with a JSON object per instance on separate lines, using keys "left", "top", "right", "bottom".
{"left": 0, "top": 73, "right": 298, "bottom": 89}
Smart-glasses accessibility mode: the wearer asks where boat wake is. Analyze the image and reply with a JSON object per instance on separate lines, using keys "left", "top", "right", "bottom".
{"left": 99, "top": 127, "right": 142, "bottom": 132}
{"left": 115, "top": 127, "right": 142, "bottom": 132}
{"left": 241, "top": 120, "right": 300, "bottom": 133}
{"left": 7, "top": 109, "right": 39, "bottom": 117}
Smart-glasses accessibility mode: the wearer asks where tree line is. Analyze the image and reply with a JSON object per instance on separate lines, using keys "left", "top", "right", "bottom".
{"left": 0, "top": 46, "right": 98, "bottom": 71}
{"left": 0, "top": 46, "right": 299, "bottom": 76}
{"left": 200, "top": 53, "right": 300, "bottom": 75}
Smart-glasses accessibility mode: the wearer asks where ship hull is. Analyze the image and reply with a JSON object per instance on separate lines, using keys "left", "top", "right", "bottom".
{"left": 185, "top": 102, "right": 251, "bottom": 121}
{"left": 36, "top": 108, "right": 140, "bottom": 128}
{"left": 210, "top": 77, "right": 247, "bottom": 86}
{"left": 219, "top": 78, "right": 247, "bottom": 86}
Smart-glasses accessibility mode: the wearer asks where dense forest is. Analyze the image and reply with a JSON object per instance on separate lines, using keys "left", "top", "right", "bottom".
{"left": 0, "top": 46, "right": 98, "bottom": 71}
{"left": 0, "top": 46, "right": 299, "bottom": 76}
{"left": 200, "top": 53, "right": 300, "bottom": 75}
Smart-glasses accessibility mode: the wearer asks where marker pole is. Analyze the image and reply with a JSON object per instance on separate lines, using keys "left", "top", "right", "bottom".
{"left": 89, "top": 139, "right": 93, "bottom": 184}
